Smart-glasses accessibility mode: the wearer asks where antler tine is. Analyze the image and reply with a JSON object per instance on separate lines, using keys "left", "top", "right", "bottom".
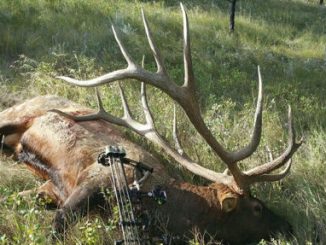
{"left": 50, "top": 89, "right": 127, "bottom": 126}
{"left": 49, "top": 88, "right": 105, "bottom": 121}
{"left": 173, "top": 105, "right": 184, "bottom": 156}
{"left": 57, "top": 25, "right": 139, "bottom": 87}
{"left": 248, "top": 159, "right": 292, "bottom": 184}
{"left": 56, "top": 22, "right": 178, "bottom": 96}
{"left": 265, "top": 146, "right": 273, "bottom": 162}
{"left": 231, "top": 66, "right": 263, "bottom": 162}
{"left": 142, "top": 9, "right": 167, "bottom": 75}
{"left": 245, "top": 105, "right": 303, "bottom": 177}
{"left": 138, "top": 56, "right": 155, "bottom": 128}
{"left": 141, "top": 82, "right": 154, "bottom": 127}
{"left": 95, "top": 88, "right": 105, "bottom": 112}
{"left": 180, "top": 3, "right": 195, "bottom": 90}
{"left": 111, "top": 25, "right": 137, "bottom": 68}
{"left": 118, "top": 83, "right": 132, "bottom": 120}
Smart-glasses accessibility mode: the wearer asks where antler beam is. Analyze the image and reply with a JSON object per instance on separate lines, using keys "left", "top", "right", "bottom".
{"left": 56, "top": 3, "right": 302, "bottom": 193}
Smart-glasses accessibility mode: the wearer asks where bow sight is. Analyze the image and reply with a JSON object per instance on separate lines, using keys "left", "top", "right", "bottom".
{"left": 98, "top": 145, "right": 168, "bottom": 245}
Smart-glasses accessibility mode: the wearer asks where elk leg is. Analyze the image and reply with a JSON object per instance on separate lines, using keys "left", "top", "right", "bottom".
{"left": 52, "top": 184, "right": 105, "bottom": 235}
{"left": 52, "top": 164, "right": 110, "bottom": 235}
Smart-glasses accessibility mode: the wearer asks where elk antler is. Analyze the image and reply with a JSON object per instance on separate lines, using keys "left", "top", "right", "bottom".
{"left": 55, "top": 3, "right": 303, "bottom": 194}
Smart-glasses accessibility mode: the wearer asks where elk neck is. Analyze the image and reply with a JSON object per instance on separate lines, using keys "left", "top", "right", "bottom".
{"left": 144, "top": 180, "right": 239, "bottom": 238}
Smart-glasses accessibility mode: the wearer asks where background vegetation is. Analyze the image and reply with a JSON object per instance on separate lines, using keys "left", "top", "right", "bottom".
{"left": 0, "top": 0, "right": 325, "bottom": 244}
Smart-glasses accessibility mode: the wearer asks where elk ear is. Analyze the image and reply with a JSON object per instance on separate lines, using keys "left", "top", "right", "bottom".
{"left": 213, "top": 183, "right": 239, "bottom": 212}
{"left": 220, "top": 193, "right": 238, "bottom": 212}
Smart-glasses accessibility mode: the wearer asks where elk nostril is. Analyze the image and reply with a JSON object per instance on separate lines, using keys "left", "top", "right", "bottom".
{"left": 252, "top": 203, "right": 263, "bottom": 216}
{"left": 254, "top": 204, "right": 262, "bottom": 212}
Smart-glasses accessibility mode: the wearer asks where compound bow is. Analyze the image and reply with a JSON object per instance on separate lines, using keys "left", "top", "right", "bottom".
{"left": 98, "top": 146, "right": 168, "bottom": 245}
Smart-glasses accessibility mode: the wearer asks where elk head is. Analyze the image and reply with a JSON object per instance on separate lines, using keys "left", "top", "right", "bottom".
{"left": 54, "top": 3, "right": 303, "bottom": 243}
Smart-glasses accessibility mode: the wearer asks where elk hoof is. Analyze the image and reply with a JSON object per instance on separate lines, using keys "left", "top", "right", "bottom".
{"left": 52, "top": 209, "right": 66, "bottom": 239}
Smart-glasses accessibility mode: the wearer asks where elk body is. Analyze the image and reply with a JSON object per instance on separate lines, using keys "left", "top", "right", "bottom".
{"left": 0, "top": 3, "right": 303, "bottom": 244}
{"left": 0, "top": 95, "right": 170, "bottom": 207}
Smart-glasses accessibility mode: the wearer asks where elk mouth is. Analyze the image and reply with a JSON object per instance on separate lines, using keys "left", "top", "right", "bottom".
{"left": 235, "top": 224, "right": 293, "bottom": 245}
{"left": 257, "top": 214, "right": 293, "bottom": 245}
{"left": 270, "top": 220, "right": 294, "bottom": 240}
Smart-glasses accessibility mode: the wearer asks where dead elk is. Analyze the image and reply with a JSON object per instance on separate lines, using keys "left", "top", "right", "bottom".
{"left": 0, "top": 96, "right": 170, "bottom": 233}
{"left": 0, "top": 3, "right": 303, "bottom": 245}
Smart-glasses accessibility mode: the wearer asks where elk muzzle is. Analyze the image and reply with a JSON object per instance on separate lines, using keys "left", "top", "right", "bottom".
{"left": 221, "top": 196, "right": 293, "bottom": 244}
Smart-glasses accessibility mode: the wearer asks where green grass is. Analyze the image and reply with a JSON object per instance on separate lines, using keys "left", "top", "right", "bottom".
{"left": 0, "top": 0, "right": 325, "bottom": 244}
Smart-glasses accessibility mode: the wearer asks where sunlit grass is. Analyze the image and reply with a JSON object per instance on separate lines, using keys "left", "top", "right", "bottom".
{"left": 0, "top": 0, "right": 325, "bottom": 244}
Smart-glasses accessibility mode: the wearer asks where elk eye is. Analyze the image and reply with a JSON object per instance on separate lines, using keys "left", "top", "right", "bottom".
{"left": 252, "top": 203, "right": 263, "bottom": 216}
{"left": 222, "top": 197, "right": 237, "bottom": 212}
